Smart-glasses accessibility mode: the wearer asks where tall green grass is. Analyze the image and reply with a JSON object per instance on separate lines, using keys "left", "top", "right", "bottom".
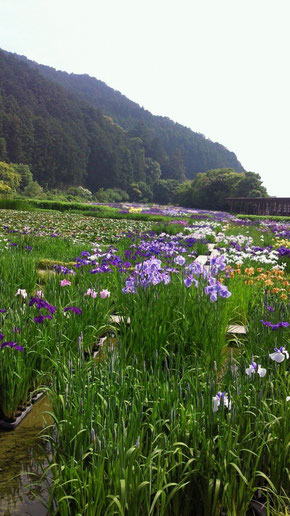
{"left": 42, "top": 345, "right": 289, "bottom": 515}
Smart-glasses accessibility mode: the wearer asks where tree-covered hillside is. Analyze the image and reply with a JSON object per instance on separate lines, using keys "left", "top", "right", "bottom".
{"left": 10, "top": 51, "right": 244, "bottom": 181}
{"left": 0, "top": 49, "right": 149, "bottom": 190}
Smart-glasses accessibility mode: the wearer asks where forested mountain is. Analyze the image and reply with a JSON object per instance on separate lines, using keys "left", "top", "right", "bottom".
{"left": 0, "top": 49, "right": 149, "bottom": 190}
{"left": 15, "top": 52, "right": 244, "bottom": 180}
{"left": 0, "top": 48, "right": 244, "bottom": 194}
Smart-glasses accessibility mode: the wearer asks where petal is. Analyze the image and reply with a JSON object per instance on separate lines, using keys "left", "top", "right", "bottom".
{"left": 258, "top": 367, "right": 267, "bottom": 377}
{"left": 269, "top": 352, "right": 285, "bottom": 363}
{"left": 212, "top": 398, "right": 219, "bottom": 412}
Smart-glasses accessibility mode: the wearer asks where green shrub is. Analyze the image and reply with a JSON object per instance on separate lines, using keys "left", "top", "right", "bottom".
{"left": 0, "top": 199, "right": 32, "bottom": 211}
{"left": 236, "top": 214, "right": 290, "bottom": 222}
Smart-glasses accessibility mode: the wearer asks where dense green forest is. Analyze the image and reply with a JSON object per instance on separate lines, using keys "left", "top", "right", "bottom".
{"left": 0, "top": 49, "right": 150, "bottom": 191}
{"left": 0, "top": 49, "right": 246, "bottom": 201}
{"left": 15, "top": 52, "right": 244, "bottom": 181}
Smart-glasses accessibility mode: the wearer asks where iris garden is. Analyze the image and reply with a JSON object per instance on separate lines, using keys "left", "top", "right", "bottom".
{"left": 0, "top": 206, "right": 289, "bottom": 515}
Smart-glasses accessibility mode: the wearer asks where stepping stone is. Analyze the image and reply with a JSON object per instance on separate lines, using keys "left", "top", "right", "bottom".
{"left": 109, "top": 315, "right": 131, "bottom": 324}
{"left": 227, "top": 325, "right": 247, "bottom": 335}
{"left": 99, "top": 336, "right": 107, "bottom": 346}
{"left": 209, "top": 249, "right": 220, "bottom": 260}
{"left": 93, "top": 336, "right": 118, "bottom": 362}
{"left": 207, "top": 243, "right": 216, "bottom": 251}
{"left": 37, "top": 269, "right": 56, "bottom": 278}
{"left": 194, "top": 255, "right": 208, "bottom": 266}
{"left": 92, "top": 336, "right": 107, "bottom": 359}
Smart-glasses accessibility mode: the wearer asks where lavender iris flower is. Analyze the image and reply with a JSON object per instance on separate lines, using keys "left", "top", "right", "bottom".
{"left": 210, "top": 255, "right": 227, "bottom": 275}
{"left": 183, "top": 258, "right": 231, "bottom": 301}
{"left": 174, "top": 255, "right": 186, "bottom": 266}
{"left": 204, "top": 281, "right": 231, "bottom": 302}
{"left": 246, "top": 361, "right": 266, "bottom": 377}
{"left": 123, "top": 257, "right": 171, "bottom": 294}
{"left": 269, "top": 347, "right": 289, "bottom": 362}
{"left": 184, "top": 275, "right": 198, "bottom": 288}
{"left": 212, "top": 391, "right": 231, "bottom": 412}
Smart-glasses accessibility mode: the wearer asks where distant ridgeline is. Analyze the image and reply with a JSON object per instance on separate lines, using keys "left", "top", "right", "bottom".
{"left": 0, "top": 48, "right": 244, "bottom": 199}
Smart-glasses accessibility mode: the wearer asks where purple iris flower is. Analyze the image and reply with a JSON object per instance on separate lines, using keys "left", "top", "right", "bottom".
{"left": 0, "top": 333, "right": 4, "bottom": 340}
{"left": 218, "top": 285, "right": 231, "bottom": 299}
{"left": 64, "top": 306, "right": 82, "bottom": 315}
{"left": 174, "top": 255, "right": 186, "bottom": 266}
{"left": 29, "top": 297, "right": 56, "bottom": 314}
{"left": 204, "top": 281, "right": 231, "bottom": 302}
{"left": 1, "top": 341, "right": 23, "bottom": 351}
{"left": 0, "top": 309, "right": 6, "bottom": 313}
{"left": 122, "top": 257, "right": 171, "bottom": 294}
{"left": 264, "top": 304, "right": 274, "bottom": 312}
{"left": 260, "top": 320, "right": 289, "bottom": 330}
{"left": 34, "top": 314, "right": 53, "bottom": 324}
{"left": 184, "top": 275, "right": 198, "bottom": 288}
{"left": 210, "top": 255, "right": 227, "bottom": 275}
{"left": 277, "top": 246, "right": 290, "bottom": 257}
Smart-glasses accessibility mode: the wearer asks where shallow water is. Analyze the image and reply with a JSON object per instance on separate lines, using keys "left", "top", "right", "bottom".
{"left": 0, "top": 396, "right": 52, "bottom": 515}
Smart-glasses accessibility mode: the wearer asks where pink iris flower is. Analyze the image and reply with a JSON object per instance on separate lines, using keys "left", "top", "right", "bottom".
{"left": 60, "top": 279, "right": 71, "bottom": 287}
{"left": 100, "top": 289, "right": 110, "bottom": 299}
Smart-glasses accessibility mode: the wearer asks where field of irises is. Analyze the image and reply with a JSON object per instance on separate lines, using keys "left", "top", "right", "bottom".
{"left": 0, "top": 206, "right": 289, "bottom": 515}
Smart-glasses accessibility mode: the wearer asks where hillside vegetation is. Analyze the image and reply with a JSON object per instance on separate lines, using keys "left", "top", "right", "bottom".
{"left": 0, "top": 49, "right": 243, "bottom": 199}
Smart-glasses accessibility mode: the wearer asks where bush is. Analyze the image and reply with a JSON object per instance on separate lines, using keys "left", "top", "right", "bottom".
{"left": 66, "top": 186, "right": 93, "bottom": 200}
{"left": 94, "top": 188, "right": 129, "bottom": 203}
{"left": 0, "top": 199, "right": 32, "bottom": 211}
{"left": 236, "top": 214, "right": 290, "bottom": 222}
{"left": 23, "top": 181, "right": 44, "bottom": 198}
{"left": 27, "top": 199, "right": 94, "bottom": 212}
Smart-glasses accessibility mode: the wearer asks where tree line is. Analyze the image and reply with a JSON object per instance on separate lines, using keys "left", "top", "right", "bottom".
{"left": 0, "top": 158, "right": 267, "bottom": 211}
{"left": 0, "top": 49, "right": 267, "bottom": 209}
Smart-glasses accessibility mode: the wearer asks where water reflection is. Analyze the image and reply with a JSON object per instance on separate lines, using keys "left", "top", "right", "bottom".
{"left": 0, "top": 396, "right": 52, "bottom": 515}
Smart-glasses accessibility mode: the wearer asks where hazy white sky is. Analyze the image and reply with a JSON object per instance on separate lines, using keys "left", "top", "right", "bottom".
{"left": 1, "top": 0, "right": 290, "bottom": 196}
